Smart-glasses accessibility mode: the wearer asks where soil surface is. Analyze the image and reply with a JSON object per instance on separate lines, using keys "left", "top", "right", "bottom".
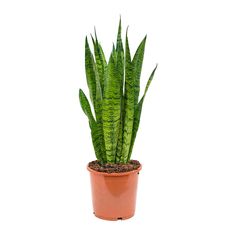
{"left": 88, "top": 160, "right": 141, "bottom": 173}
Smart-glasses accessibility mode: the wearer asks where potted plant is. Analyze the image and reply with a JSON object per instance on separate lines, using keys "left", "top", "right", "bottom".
{"left": 79, "top": 19, "right": 157, "bottom": 220}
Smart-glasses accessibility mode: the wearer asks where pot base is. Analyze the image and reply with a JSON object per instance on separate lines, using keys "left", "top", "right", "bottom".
{"left": 93, "top": 212, "right": 134, "bottom": 221}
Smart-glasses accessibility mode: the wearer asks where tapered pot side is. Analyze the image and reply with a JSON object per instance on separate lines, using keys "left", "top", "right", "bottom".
{"left": 87, "top": 165, "right": 142, "bottom": 221}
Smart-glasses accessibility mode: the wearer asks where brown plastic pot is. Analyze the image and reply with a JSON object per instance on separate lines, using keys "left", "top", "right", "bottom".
{"left": 87, "top": 164, "right": 142, "bottom": 221}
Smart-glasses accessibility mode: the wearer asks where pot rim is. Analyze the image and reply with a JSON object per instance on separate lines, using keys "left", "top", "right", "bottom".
{"left": 87, "top": 164, "right": 142, "bottom": 176}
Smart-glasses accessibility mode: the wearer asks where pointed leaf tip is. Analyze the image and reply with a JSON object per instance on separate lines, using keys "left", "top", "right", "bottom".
{"left": 126, "top": 26, "right": 129, "bottom": 35}
{"left": 153, "top": 64, "right": 158, "bottom": 73}
{"left": 118, "top": 17, "right": 121, "bottom": 29}
{"left": 85, "top": 36, "right": 89, "bottom": 47}
{"left": 94, "top": 27, "right": 98, "bottom": 43}
{"left": 90, "top": 34, "right": 95, "bottom": 45}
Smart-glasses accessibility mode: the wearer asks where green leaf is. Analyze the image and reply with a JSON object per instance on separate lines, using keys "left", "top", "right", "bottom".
{"left": 90, "top": 34, "right": 107, "bottom": 163}
{"left": 115, "top": 98, "right": 124, "bottom": 162}
{"left": 115, "top": 19, "right": 124, "bottom": 163}
{"left": 85, "top": 37, "right": 96, "bottom": 106}
{"left": 143, "top": 64, "right": 157, "bottom": 98}
{"left": 102, "top": 53, "right": 121, "bottom": 163}
{"left": 98, "top": 44, "right": 107, "bottom": 65}
{"left": 132, "top": 36, "right": 146, "bottom": 105}
{"left": 115, "top": 18, "right": 124, "bottom": 89}
{"left": 122, "top": 30, "right": 135, "bottom": 163}
{"left": 79, "top": 89, "right": 103, "bottom": 162}
{"left": 90, "top": 122, "right": 104, "bottom": 163}
{"left": 127, "top": 98, "right": 144, "bottom": 161}
{"left": 128, "top": 65, "right": 157, "bottom": 160}
{"left": 116, "top": 18, "right": 124, "bottom": 53}
{"left": 91, "top": 31, "right": 107, "bottom": 93}
{"left": 84, "top": 37, "right": 107, "bottom": 163}
{"left": 79, "top": 89, "right": 95, "bottom": 125}
{"left": 94, "top": 64, "right": 106, "bottom": 163}
{"left": 111, "top": 43, "right": 117, "bottom": 61}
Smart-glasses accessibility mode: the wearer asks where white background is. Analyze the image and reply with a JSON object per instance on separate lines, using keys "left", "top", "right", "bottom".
{"left": 0, "top": 0, "right": 236, "bottom": 235}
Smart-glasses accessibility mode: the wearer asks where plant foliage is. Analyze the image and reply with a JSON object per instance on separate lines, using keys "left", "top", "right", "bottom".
{"left": 79, "top": 19, "right": 157, "bottom": 164}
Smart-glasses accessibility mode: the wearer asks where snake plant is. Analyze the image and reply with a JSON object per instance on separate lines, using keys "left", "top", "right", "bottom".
{"left": 79, "top": 20, "right": 157, "bottom": 164}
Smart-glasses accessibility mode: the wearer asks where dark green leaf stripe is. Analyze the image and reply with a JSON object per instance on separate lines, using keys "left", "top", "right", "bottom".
{"left": 128, "top": 65, "right": 157, "bottom": 160}
{"left": 122, "top": 30, "right": 134, "bottom": 163}
{"left": 102, "top": 54, "right": 121, "bottom": 162}
{"left": 132, "top": 36, "right": 146, "bottom": 105}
